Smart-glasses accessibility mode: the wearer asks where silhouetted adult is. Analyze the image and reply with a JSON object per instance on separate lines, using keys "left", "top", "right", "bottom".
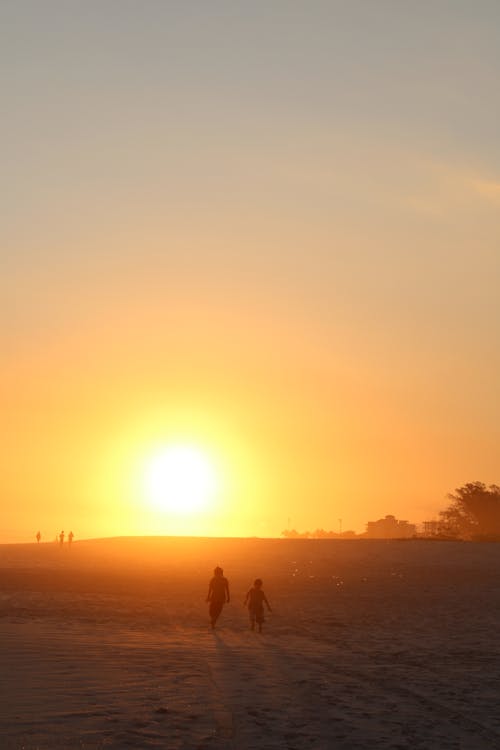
{"left": 68, "top": 531, "right": 74, "bottom": 546}
{"left": 206, "top": 566, "right": 230, "bottom": 629}
{"left": 59, "top": 530, "right": 65, "bottom": 546}
{"left": 36, "top": 531, "right": 41, "bottom": 544}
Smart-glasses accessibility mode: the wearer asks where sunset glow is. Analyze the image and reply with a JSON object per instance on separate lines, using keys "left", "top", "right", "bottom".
{"left": 1, "top": 3, "right": 499, "bottom": 543}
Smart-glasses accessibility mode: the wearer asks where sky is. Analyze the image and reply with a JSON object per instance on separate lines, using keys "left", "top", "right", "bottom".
{"left": 2, "top": 1, "right": 499, "bottom": 542}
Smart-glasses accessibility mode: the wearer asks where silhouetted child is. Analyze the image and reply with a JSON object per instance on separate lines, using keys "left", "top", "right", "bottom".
{"left": 68, "top": 531, "right": 74, "bottom": 546}
{"left": 244, "top": 578, "right": 271, "bottom": 633}
{"left": 36, "top": 531, "right": 41, "bottom": 544}
{"left": 59, "top": 530, "right": 65, "bottom": 546}
{"left": 206, "top": 566, "right": 230, "bottom": 629}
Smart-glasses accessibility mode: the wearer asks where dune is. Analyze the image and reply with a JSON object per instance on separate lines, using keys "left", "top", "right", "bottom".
{"left": 1, "top": 537, "right": 499, "bottom": 749}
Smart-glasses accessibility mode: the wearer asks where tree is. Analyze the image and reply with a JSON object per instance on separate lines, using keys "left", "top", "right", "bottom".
{"left": 439, "top": 482, "right": 500, "bottom": 540}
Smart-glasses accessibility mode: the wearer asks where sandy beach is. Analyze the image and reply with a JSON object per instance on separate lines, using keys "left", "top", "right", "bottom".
{"left": 1, "top": 537, "right": 499, "bottom": 749}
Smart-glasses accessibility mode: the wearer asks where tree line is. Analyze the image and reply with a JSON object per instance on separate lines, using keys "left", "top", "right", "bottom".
{"left": 438, "top": 481, "right": 500, "bottom": 541}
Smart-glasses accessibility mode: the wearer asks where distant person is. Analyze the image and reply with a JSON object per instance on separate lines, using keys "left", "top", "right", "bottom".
{"left": 36, "top": 531, "right": 41, "bottom": 544}
{"left": 206, "top": 566, "right": 230, "bottom": 629}
{"left": 59, "top": 530, "right": 65, "bottom": 546}
{"left": 244, "top": 578, "right": 271, "bottom": 633}
{"left": 68, "top": 531, "right": 74, "bottom": 546}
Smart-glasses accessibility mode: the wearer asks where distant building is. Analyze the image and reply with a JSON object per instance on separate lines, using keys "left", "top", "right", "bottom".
{"left": 365, "top": 514, "right": 416, "bottom": 539}
{"left": 421, "top": 520, "right": 449, "bottom": 538}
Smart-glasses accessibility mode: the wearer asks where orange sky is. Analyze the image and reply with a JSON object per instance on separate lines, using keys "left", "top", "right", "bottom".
{"left": 2, "top": 3, "right": 499, "bottom": 541}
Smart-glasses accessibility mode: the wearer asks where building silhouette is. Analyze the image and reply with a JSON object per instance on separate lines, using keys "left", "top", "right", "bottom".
{"left": 365, "top": 514, "right": 416, "bottom": 539}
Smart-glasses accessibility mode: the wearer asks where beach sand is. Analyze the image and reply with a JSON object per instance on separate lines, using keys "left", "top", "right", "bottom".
{"left": 1, "top": 537, "right": 499, "bottom": 749}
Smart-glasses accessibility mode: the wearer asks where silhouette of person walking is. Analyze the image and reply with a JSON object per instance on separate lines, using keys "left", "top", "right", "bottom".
{"left": 68, "top": 531, "right": 74, "bottom": 546}
{"left": 244, "top": 578, "right": 271, "bottom": 633}
{"left": 59, "top": 530, "right": 65, "bottom": 546}
{"left": 206, "top": 566, "right": 230, "bottom": 629}
{"left": 36, "top": 531, "right": 41, "bottom": 544}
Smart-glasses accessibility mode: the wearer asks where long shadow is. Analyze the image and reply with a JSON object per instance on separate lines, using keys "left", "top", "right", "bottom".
{"left": 213, "top": 629, "right": 235, "bottom": 662}
{"left": 209, "top": 631, "right": 237, "bottom": 742}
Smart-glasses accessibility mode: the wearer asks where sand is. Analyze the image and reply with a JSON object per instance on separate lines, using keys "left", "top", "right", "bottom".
{"left": 1, "top": 537, "right": 499, "bottom": 749}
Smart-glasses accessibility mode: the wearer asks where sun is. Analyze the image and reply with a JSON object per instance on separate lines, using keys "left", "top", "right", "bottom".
{"left": 144, "top": 444, "right": 218, "bottom": 513}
